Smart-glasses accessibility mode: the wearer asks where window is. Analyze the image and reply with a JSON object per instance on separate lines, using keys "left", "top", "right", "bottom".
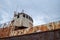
{"left": 49, "top": 24, "right": 52, "bottom": 27}
{"left": 14, "top": 26, "right": 28, "bottom": 30}
{"left": 23, "top": 14, "right": 25, "bottom": 17}
{"left": 26, "top": 15, "right": 28, "bottom": 19}
{"left": 29, "top": 17, "right": 30, "bottom": 20}
{"left": 29, "top": 16, "right": 33, "bottom": 22}
{"left": 29, "top": 17, "right": 31, "bottom": 20}
{"left": 30, "top": 17, "right": 31, "bottom": 21}
{"left": 17, "top": 15, "right": 19, "bottom": 18}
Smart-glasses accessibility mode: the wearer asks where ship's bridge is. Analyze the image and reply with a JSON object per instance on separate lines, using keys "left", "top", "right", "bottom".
{"left": 12, "top": 11, "right": 33, "bottom": 30}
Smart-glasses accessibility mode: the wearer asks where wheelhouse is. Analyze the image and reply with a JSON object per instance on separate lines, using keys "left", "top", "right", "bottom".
{"left": 13, "top": 11, "right": 33, "bottom": 30}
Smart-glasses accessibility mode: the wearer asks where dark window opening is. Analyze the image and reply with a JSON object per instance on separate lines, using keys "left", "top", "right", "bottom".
{"left": 17, "top": 15, "right": 19, "bottom": 18}
{"left": 23, "top": 14, "right": 25, "bottom": 17}
{"left": 29, "top": 17, "right": 30, "bottom": 20}
{"left": 49, "top": 25, "right": 52, "bottom": 27}
{"left": 30, "top": 17, "right": 32, "bottom": 21}
{"left": 26, "top": 15, "right": 28, "bottom": 18}
{"left": 14, "top": 26, "right": 28, "bottom": 30}
{"left": 29, "top": 16, "right": 33, "bottom": 22}
{"left": 30, "top": 17, "right": 31, "bottom": 21}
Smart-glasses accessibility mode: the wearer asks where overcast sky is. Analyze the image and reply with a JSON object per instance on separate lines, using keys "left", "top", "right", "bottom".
{"left": 0, "top": 0, "right": 60, "bottom": 26}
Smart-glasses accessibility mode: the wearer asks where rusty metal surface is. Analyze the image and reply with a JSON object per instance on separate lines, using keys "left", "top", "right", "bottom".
{"left": 0, "top": 29, "right": 60, "bottom": 40}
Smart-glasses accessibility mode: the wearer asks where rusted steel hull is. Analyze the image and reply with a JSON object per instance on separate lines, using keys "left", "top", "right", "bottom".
{"left": 0, "top": 29, "right": 60, "bottom": 40}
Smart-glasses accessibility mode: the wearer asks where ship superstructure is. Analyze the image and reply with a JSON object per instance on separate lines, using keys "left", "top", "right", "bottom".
{"left": 0, "top": 11, "right": 60, "bottom": 38}
{"left": 13, "top": 11, "right": 33, "bottom": 30}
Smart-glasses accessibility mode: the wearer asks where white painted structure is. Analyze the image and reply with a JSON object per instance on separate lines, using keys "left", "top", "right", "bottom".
{"left": 12, "top": 11, "right": 33, "bottom": 30}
